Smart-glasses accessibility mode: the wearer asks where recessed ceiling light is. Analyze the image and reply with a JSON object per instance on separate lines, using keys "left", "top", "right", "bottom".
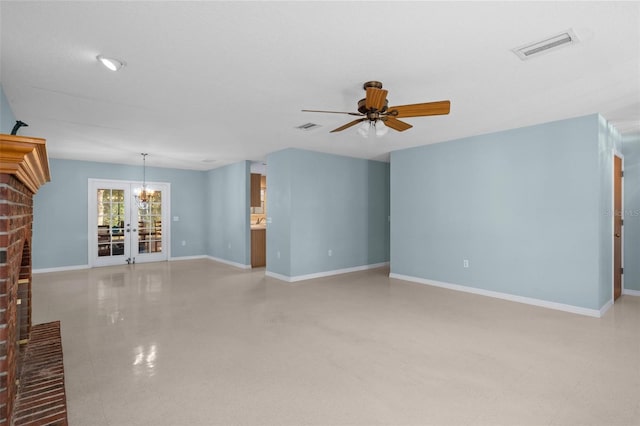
{"left": 97, "top": 55, "right": 125, "bottom": 71}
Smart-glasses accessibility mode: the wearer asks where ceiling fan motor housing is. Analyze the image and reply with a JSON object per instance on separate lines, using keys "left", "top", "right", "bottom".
{"left": 358, "top": 98, "right": 388, "bottom": 115}
{"left": 363, "top": 81, "right": 383, "bottom": 90}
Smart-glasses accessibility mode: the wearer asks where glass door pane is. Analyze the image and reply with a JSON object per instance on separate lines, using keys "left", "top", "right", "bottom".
{"left": 137, "top": 190, "right": 162, "bottom": 255}
{"left": 97, "top": 188, "right": 127, "bottom": 258}
{"left": 91, "top": 181, "right": 132, "bottom": 267}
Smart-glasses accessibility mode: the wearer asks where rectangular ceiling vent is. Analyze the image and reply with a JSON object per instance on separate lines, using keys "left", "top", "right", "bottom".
{"left": 512, "top": 29, "right": 579, "bottom": 60}
{"left": 296, "top": 122, "right": 321, "bottom": 131}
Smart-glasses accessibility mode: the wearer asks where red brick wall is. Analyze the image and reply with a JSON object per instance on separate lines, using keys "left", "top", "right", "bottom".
{"left": 0, "top": 174, "right": 33, "bottom": 426}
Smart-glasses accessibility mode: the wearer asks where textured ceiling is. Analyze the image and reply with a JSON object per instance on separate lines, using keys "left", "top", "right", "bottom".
{"left": 1, "top": 1, "right": 639, "bottom": 170}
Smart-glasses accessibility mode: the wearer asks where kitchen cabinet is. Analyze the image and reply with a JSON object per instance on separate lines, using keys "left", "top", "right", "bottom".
{"left": 251, "top": 173, "right": 261, "bottom": 207}
{"left": 251, "top": 228, "right": 266, "bottom": 267}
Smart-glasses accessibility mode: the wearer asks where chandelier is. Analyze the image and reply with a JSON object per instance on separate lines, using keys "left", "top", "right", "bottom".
{"left": 135, "top": 153, "right": 154, "bottom": 210}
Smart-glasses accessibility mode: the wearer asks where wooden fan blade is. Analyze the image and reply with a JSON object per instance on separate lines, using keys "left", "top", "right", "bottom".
{"left": 384, "top": 117, "right": 413, "bottom": 132}
{"left": 330, "top": 118, "right": 366, "bottom": 133}
{"left": 302, "top": 109, "right": 363, "bottom": 116}
{"left": 388, "top": 100, "right": 450, "bottom": 118}
{"left": 365, "top": 88, "right": 388, "bottom": 111}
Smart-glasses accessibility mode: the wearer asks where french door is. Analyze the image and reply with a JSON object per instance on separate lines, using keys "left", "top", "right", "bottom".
{"left": 89, "top": 179, "right": 170, "bottom": 267}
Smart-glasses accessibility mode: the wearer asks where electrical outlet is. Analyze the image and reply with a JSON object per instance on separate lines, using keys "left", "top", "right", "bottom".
{"left": 277, "top": 250, "right": 281, "bottom": 259}
{"left": 228, "top": 243, "right": 231, "bottom": 249}
{"left": 328, "top": 249, "right": 332, "bottom": 257}
{"left": 181, "top": 240, "right": 186, "bottom": 246}
{"left": 463, "top": 259, "right": 469, "bottom": 268}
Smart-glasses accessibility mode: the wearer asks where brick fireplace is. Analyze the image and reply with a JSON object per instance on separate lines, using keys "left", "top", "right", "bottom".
{"left": 0, "top": 134, "right": 50, "bottom": 426}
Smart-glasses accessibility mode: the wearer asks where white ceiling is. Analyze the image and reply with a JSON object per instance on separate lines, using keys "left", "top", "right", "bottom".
{"left": 1, "top": 1, "right": 639, "bottom": 171}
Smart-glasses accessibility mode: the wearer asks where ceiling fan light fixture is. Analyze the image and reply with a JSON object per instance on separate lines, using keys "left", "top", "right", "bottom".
{"left": 97, "top": 55, "right": 125, "bottom": 71}
{"left": 357, "top": 121, "right": 370, "bottom": 138}
{"left": 375, "top": 120, "right": 389, "bottom": 137}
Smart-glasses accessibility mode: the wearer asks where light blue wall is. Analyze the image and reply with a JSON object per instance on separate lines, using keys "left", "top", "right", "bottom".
{"left": 0, "top": 85, "right": 16, "bottom": 134}
{"left": 205, "top": 161, "right": 251, "bottom": 266}
{"left": 265, "top": 151, "right": 292, "bottom": 276}
{"left": 623, "top": 133, "right": 640, "bottom": 292}
{"left": 391, "top": 114, "right": 603, "bottom": 310}
{"left": 33, "top": 158, "right": 206, "bottom": 269}
{"left": 266, "top": 148, "right": 390, "bottom": 278}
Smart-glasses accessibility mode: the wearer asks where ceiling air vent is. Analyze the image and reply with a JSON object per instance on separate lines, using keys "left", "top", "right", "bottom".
{"left": 296, "top": 122, "right": 321, "bottom": 131}
{"left": 512, "top": 29, "right": 579, "bottom": 60}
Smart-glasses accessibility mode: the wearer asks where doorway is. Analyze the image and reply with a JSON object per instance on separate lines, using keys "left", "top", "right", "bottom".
{"left": 250, "top": 162, "right": 267, "bottom": 268}
{"left": 613, "top": 155, "right": 623, "bottom": 301}
{"left": 89, "top": 179, "right": 170, "bottom": 267}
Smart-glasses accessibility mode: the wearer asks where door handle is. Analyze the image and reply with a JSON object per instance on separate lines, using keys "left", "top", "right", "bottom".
{"left": 615, "top": 233, "right": 621, "bottom": 238}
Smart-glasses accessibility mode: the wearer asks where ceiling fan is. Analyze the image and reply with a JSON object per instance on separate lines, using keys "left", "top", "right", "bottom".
{"left": 302, "top": 81, "right": 451, "bottom": 135}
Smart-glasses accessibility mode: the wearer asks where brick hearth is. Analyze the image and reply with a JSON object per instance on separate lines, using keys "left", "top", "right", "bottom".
{"left": 12, "top": 321, "right": 67, "bottom": 426}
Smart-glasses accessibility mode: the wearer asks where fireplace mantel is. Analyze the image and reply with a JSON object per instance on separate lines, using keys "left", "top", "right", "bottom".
{"left": 0, "top": 134, "right": 50, "bottom": 193}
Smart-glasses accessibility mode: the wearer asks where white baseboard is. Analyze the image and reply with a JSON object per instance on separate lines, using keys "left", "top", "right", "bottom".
{"left": 266, "top": 262, "right": 389, "bottom": 283}
{"left": 206, "top": 256, "right": 251, "bottom": 270}
{"left": 389, "top": 273, "right": 603, "bottom": 318}
{"left": 599, "top": 299, "right": 613, "bottom": 316}
{"left": 623, "top": 288, "right": 640, "bottom": 296}
{"left": 33, "top": 264, "right": 90, "bottom": 274}
{"left": 264, "top": 271, "right": 292, "bottom": 282}
{"left": 169, "top": 255, "right": 208, "bottom": 261}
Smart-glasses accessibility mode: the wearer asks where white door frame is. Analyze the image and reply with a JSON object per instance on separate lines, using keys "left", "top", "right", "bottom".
{"left": 88, "top": 178, "right": 171, "bottom": 267}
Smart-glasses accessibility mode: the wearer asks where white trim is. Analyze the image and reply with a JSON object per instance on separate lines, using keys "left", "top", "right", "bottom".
{"left": 599, "top": 299, "right": 613, "bottom": 316}
{"left": 389, "top": 273, "right": 603, "bottom": 318}
{"left": 623, "top": 289, "right": 640, "bottom": 296}
{"left": 169, "top": 255, "right": 208, "bottom": 261}
{"left": 266, "top": 262, "right": 389, "bottom": 283}
{"left": 206, "top": 256, "right": 252, "bottom": 270}
{"left": 33, "top": 264, "right": 90, "bottom": 274}
{"left": 264, "top": 271, "right": 293, "bottom": 282}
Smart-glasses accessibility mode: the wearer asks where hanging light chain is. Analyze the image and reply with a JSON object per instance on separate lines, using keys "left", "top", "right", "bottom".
{"left": 142, "top": 153, "right": 148, "bottom": 187}
{"left": 137, "top": 153, "right": 153, "bottom": 205}
{"left": 141, "top": 153, "right": 149, "bottom": 203}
